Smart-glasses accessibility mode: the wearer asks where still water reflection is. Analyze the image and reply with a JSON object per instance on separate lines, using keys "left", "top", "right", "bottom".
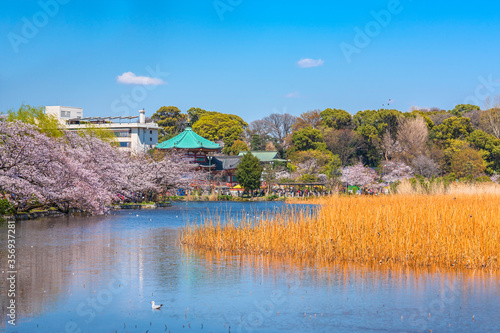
{"left": 0, "top": 202, "right": 499, "bottom": 332}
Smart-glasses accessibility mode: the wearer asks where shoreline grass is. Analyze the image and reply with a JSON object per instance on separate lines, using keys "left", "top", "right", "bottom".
{"left": 180, "top": 193, "right": 500, "bottom": 270}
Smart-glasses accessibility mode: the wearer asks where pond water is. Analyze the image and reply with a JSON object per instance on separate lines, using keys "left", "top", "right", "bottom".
{"left": 1, "top": 201, "right": 499, "bottom": 333}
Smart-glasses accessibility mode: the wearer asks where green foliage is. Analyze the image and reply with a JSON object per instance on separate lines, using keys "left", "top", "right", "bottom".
{"left": 151, "top": 106, "right": 187, "bottom": 142}
{"left": 217, "top": 195, "right": 233, "bottom": 201}
{"left": 407, "top": 175, "right": 456, "bottom": 194}
{"left": 77, "top": 125, "right": 118, "bottom": 144}
{"left": 8, "top": 104, "right": 63, "bottom": 137}
{"left": 320, "top": 108, "right": 352, "bottom": 129}
{"left": 0, "top": 198, "right": 15, "bottom": 215}
{"left": 224, "top": 139, "right": 248, "bottom": 155}
{"left": 290, "top": 149, "right": 332, "bottom": 176}
{"left": 353, "top": 109, "right": 402, "bottom": 137}
{"left": 291, "top": 126, "right": 326, "bottom": 151}
{"left": 325, "top": 154, "right": 342, "bottom": 179}
{"left": 186, "top": 107, "right": 208, "bottom": 124}
{"left": 475, "top": 175, "right": 492, "bottom": 183}
{"left": 449, "top": 147, "right": 486, "bottom": 178}
{"left": 250, "top": 134, "right": 266, "bottom": 151}
{"left": 298, "top": 174, "right": 318, "bottom": 183}
{"left": 235, "top": 153, "right": 263, "bottom": 194}
{"left": 432, "top": 116, "right": 474, "bottom": 142}
{"left": 351, "top": 109, "right": 402, "bottom": 166}
{"left": 165, "top": 195, "right": 185, "bottom": 201}
{"left": 192, "top": 112, "right": 248, "bottom": 150}
{"left": 278, "top": 177, "right": 294, "bottom": 184}
{"left": 450, "top": 104, "right": 480, "bottom": 117}
{"left": 407, "top": 110, "right": 435, "bottom": 129}
{"left": 467, "top": 130, "right": 500, "bottom": 173}
{"left": 266, "top": 194, "right": 279, "bottom": 201}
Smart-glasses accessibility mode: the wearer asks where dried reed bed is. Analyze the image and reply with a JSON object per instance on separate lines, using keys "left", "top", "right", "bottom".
{"left": 180, "top": 194, "right": 500, "bottom": 270}
{"left": 395, "top": 180, "right": 500, "bottom": 195}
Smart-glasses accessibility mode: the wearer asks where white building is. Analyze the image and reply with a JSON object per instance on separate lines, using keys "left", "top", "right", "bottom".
{"left": 46, "top": 106, "right": 83, "bottom": 122}
{"left": 45, "top": 107, "right": 159, "bottom": 153}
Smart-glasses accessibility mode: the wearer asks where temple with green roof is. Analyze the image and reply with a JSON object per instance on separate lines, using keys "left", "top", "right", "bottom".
{"left": 156, "top": 127, "right": 221, "bottom": 163}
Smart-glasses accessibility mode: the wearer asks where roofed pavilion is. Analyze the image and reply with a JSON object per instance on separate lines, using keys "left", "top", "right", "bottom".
{"left": 156, "top": 127, "right": 221, "bottom": 162}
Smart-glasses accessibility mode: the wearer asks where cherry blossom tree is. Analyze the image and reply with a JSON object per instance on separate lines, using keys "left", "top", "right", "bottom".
{"left": 491, "top": 174, "right": 499, "bottom": 183}
{"left": 1, "top": 120, "right": 199, "bottom": 214}
{"left": 381, "top": 161, "right": 414, "bottom": 183}
{"left": 340, "top": 162, "right": 377, "bottom": 187}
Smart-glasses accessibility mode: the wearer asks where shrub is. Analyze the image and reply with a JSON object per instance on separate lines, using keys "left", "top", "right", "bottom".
{"left": 267, "top": 194, "right": 279, "bottom": 201}
{"left": 0, "top": 199, "right": 15, "bottom": 215}
{"left": 475, "top": 176, "right": 492, "bottom": 183}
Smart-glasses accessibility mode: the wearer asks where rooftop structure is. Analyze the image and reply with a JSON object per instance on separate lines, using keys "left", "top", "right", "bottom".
{"left": 156, "top": 127, "right": 221, "bottom": 152}
{"left": 45, "top": 106, "right": 159, "bottom": 153}
{"left": 45, "top": 106, "right": 83, "bottom": 123}
{"left": 238, "top": 151, "right": 287, "bottom": 163}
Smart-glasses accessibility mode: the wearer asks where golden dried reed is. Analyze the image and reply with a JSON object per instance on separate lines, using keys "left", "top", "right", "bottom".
{"left": 180, "top": 194, "right": 500, "bottom": 270}
{"left": 395, "top": 180, "right": 500, "bottom": 195}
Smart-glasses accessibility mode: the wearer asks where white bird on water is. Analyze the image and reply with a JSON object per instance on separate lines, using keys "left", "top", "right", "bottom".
{"left": 151, "top": 301, "right": 163, "bottom": 310}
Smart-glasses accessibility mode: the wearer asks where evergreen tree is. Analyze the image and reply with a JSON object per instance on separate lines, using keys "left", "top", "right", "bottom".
{"left": 236, "top": 153, "right": 263, "bottom": 196}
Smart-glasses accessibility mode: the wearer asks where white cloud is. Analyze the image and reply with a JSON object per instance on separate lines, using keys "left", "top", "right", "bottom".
{"left": 285, "top": 91, "right": 301, "bottom": 98}
{"left": 297, "top": 58, "right": 324, "bottom": 68}
{"left": 116, "top": 72, "right": 167, "bottom": 85}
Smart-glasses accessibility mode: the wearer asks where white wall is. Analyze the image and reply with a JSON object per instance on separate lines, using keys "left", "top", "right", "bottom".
{"left": 45, "top": 106, "right": 83, "bottom": 121}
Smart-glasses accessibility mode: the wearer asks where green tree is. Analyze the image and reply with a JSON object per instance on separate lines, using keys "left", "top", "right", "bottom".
{"left": 325, "top": 154, "right": 342, "bottom": 180}
{"left": 450, "top": 147, "right": 486, "bottom": 178}
{"left": 353, "top": 109, "right": 402, "bottom": 137}
{"left": 236, "top": 153, "right": 263, "bottom": 196}
{"left": 320, "top": 108, "right": 352, "bottom": 129}
{"left": 193, "top": 111, "right": 248, "bottom": 153}
{"left": 291, "top": 126, "right": 326, "bottom": 152}
{"left": 192, "top": 112, "right": 248, "bottom": 154}
{"left": 352, "top": 109, "right": 403, "bottom": 166}
{"left": 8, "top": 104, "right": 63, "bottom": 137}
{"left": 467, "top": 130, "right": 500, "bottom": 173}
{"left": 291, "top": 149, "right": 332, "bottom": 175}
{"left": 7, "top": 104, "right": 116, "bottom": 143}
{"left": 250, "top": 134, "right": 265, "bottom": 150}
{"left": 151, "top": 106, "right": 187, "bottom": 142}
{"left": 450, "top": 104, "right": 480, "bottom": 117}
{"left": 408, "top": 110, "right": 435, "bottom": 129}
{"left": 225, "top": 139, "right": 248, "bottom": 156}
{"left": 432, "top": 116, "right": 474, "bottom": 143}
{"left": 186, "top": 107, "right": 208, "bottom": 125}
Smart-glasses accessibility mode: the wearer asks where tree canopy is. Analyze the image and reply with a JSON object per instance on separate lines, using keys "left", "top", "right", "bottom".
{"left": 235, "top": 153, "right": 263, "bottom": 194}
{"left": 320, "top": 108, "right": 352, "bottom": 130}
{"left": 151, "top": 106, "right": 187, "bottom": 142}
{"left": 450, "top": 104, "right": 480, "bottom": 117}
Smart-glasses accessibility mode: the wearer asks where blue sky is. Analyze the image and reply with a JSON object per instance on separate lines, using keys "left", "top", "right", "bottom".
{"left": 1, "top": 0, "right": 500, "bottom": 121}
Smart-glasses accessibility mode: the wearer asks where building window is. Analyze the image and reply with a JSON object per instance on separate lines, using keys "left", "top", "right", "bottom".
{"left": 119, "top": 142, "right": 131, "bottom": 148}
{"left": 61, "top": 111, "right": 71, "bottom": 118}
{"left": 114, "top": 131, "right": 131, "bottom": 138}
{"left": 150, "top": 130, "right": 152, "bottom": 134}
{"left": 150, "top": 137, "right": 152, "bottom": 142}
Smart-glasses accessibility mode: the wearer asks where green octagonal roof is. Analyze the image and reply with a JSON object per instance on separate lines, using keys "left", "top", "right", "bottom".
{"left": 156, "top": 127, "right": 221, "bottom": 150}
